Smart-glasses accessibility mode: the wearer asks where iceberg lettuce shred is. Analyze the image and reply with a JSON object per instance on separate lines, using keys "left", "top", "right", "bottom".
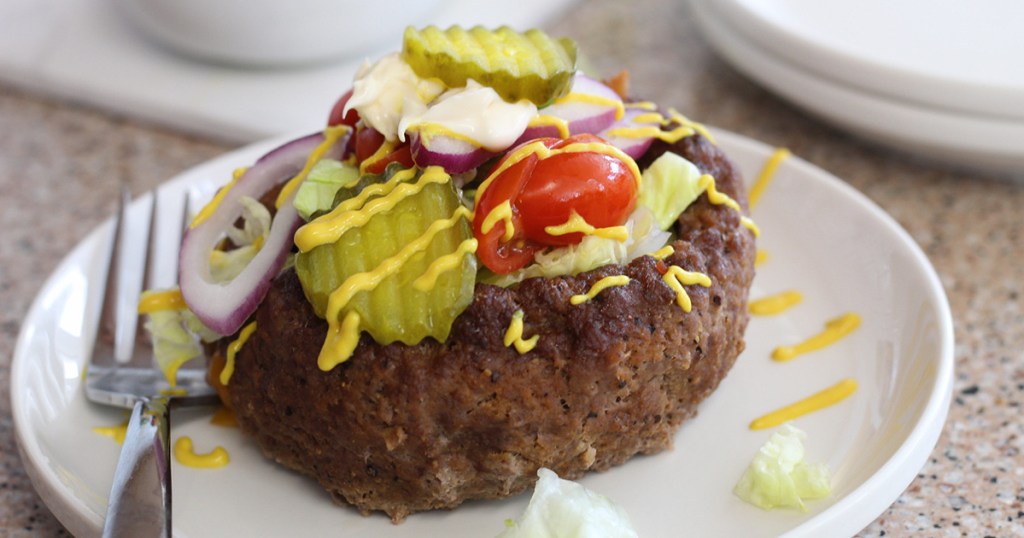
{"left": 292, "top": 158, "right": 360, "bottom": 221}
{"left": 498, "top": 468, "right": 639, "bottom": 538}
{"left": 733, "top": 423, "right": 832, "bottom": 510}
{"left": 638, "top": 151, "right": 704, "bottom": 230}
{"left": 141, "top": 288, "right": 219, "bottom": 386}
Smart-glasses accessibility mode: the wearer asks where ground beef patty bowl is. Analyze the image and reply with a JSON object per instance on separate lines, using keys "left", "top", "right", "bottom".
{"left": 218, "top": 134, "right": 755, "bottom": 522}
{"left": 174, "top": 26, "right": 756, "bottom": 523}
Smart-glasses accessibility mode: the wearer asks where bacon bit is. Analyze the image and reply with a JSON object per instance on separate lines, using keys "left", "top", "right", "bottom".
{"left": 655, "top": 260, "right": 668, "bottom": 275}
{"left": 604, "top": 69, "right": 630, "bottom": 100}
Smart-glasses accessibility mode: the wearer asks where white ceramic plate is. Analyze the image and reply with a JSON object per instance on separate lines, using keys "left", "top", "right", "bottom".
{"left": 700, "top": 0, "right": 1024, "bottom": 121}
{"left": 689, "top": 0, "right": 1024, "bottom": 178}
{"left": 12, "top": 129, "right": 954, "bottom": 537}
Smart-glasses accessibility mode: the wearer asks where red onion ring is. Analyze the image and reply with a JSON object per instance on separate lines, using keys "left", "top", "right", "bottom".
{"left": 409, "top": 131, "right": 495, "bottom": 174}
{"left": 515, "top": 74, "right": 623, "bottom": 143}
{"left": 179, "top": 132, "right": 347, "bottom": 335}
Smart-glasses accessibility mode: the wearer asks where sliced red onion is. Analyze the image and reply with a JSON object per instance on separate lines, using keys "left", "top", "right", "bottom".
{"left": 178, "top": 132, "right": 347, "bottom": 335}
{"left": 408, "top": 130, "right": 495, "bottom": 175}
{"left": 597, "top": 105, "right": 662, "bottom": 159}
{"left": 515, "top": 74, "right": 623, "bottom": 143}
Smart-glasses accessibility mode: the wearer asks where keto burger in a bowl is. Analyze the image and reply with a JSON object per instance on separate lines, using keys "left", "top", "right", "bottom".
{"left": 166, "top": 26, "right": 757, "bottom": 522}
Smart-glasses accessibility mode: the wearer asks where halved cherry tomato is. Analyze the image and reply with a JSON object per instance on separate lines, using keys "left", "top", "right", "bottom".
{"left": 354, "top": 126, "right": 414, "bottom": 174}
{"left": 328, "top": 89, "right": 359, "bottom": 156}
{"left": 327, "top": 89, "right": 359, "bottom": 128}
{"left": 355, "top": 126, "right": 386, "bottom": 163}
{"left": 363, "top": 144, "right": 413, "bottom": 175}
{"left": 473, "top": 134, "right": 639, "bottom": 274}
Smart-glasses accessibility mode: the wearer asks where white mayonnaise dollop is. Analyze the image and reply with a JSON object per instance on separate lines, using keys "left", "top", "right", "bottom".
{"left": 399, "top": 79, "right": 538, "bottom": 151}
{"left": 346, "top": 54, "right": 536, "bottom": 150}
{"left": 344, "top": 53, "right": 444, "bottom": 141}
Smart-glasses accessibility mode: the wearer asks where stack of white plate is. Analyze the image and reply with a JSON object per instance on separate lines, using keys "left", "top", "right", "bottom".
{"left": 689, "top": 0, "right": 1024, "bottom": 178}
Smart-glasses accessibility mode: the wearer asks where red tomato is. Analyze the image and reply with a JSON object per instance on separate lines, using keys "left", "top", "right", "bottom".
{"left": 353, "top": 126, "right": 414, "bottom": 174}
{"left": 473, "top": 134, "right": 639, "bottom": 274}
{"left": 354, "top": 126, "right": 385, "bottom": 163}
{"left": 327, "top": 89, "right": 359, "bottom": 127}
{"left": 363, "top": 144, "right": 413, "bottom": 175}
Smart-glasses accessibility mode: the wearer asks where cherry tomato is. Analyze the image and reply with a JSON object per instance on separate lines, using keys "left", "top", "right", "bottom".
{"left": 473, "top": 134, "right": 639, "bottom": 274}
{"left": 327, "top": 89, "right": 359, "bottom": 128}
{"left": 353, "top": 126, "right": 414, "bottom": 174}
{"left": 363, "top": 144, "right": 413, "bottom": 175}
{"left": 355, "top": 126, "right": 386, "bottom": 163}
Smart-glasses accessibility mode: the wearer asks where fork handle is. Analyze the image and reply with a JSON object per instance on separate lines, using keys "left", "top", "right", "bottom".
{"left": 102, "top": 397, "right": 172, "bottom": 538}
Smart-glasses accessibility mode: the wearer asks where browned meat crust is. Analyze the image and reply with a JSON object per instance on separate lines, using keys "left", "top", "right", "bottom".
{"left": 224, "top": 133, "right": 756, "bottom": 522}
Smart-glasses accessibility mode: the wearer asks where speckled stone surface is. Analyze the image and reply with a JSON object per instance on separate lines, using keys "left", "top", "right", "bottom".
{"left": 2, "top": 0, "right": 1022, "bottom": 536}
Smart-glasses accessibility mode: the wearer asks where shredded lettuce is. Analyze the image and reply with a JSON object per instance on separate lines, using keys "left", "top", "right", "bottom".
{"left": 733, "top": 423, "right": 832, "bottom": 511}
{"left": 209, "top": 195, "right": 271, "bottom": 282}
{"left": 141, "top": 289, "right": 219, "bottom": 386}
{"left": 497, "top": 468, "right": 639, "bottom": 538}
{"left": 293, "top": 158, "right": 360, "bottom": 221}
{"left": 487, "top": 206, "right": 669, "bottom": 287}
{"left": 638, "top": 151, "right": 704, "bottom": 230}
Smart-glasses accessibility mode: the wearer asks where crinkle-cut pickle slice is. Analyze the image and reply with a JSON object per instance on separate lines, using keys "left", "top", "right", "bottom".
{"left": 403, "top": 25, "right": 577, "bottom": 106}
{"left": 295, "top": 165, "right": 476, "bottom": 346}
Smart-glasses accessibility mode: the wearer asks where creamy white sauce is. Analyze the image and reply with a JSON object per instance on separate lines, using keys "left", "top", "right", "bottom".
{"left": 399, "top": 80, "right": 538, "bottom": 151}
{"left": 345, "top": 53, "right": 444, "bottom": 141}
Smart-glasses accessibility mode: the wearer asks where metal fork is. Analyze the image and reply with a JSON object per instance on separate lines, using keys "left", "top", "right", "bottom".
{"left": 85, "top": 186, "right": 219, "bottom": 537}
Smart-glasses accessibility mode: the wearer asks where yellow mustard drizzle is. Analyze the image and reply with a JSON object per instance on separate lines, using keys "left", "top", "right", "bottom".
{"left": 173, "top": 436, "right": 230, "bottom": 468}
{"left": 698, "top": 174, "right": 742, "bottom": 212}
{"left": 749, "top": 378, "right": 858, "bottom": 430}
{"left": 740, "top": 216, "right": 760, "bottom": 237}
{"left": 359, "top": 138, "right": 399, "bottom": 175}
{"left": 220, "top": 321, "right": 257, "bottom": 386}
{"left": 413, "top": 123, "right": 488, "bottom": 147}
{"left": 772, "top": 312, "right": 861, "bottom": 362}
{"left": 481, "top": 199, "right": 515, "bottom": 242}
{"left": 755, "top": 249, "right": 769, "bottom": 267}
{"left": 412, "top": 238, "right": 479, "bottom": 291}
{"left": 633, "top": 112, "right": 664, "bottom": 124}
{"left": 529, "top": 114, "right": 571, "bottom": 138}
{"left": 93, "top": 422, "right": 128, "bottom": 445}
{"left": 552, "top": 92, "right": 626, "bottom": 121}
{"left": 626, "top": 101, "right": 658, "bottom": 111}
{"left": 475, "top": 140, "right": 642, "bottom": 208}
{"left": 190, "top": 169, "right": 246, "bottom": 228}
{"left": 159, "top": 387, "right": 188, "bottom": 396}
{"left": 607, "top": 123, "right": 696, "bottom": 144}
{"left": 570, "top": 275, "right": 631, "bottom": 305}
{"left": 276, "top": 125, "right": 351, "bottom": 209}
{"left": 295, "top": 166, "right": 451, "bottom": 252}
{"left": 544, "top": 211, "right": 629, "bottom": 242}
{"left": 651, "top": 244, "right": 675, "bottom": 260}
{"left": 137, "top": 289, "right": 186, "bottom": 314}
{"left": 662, "top": 266, "right": 712, "bottom": 312}
{"left": 319, "top": 310, "right": 361, "bottom": 371}
{"left": 667, "top": 108, "right": 716, "bottom": 144}
{"left": 748, "top": 147, "right": 791, "bottom": 210}
{"left": 749, "top": 290, "right": 803, "bottom": 316}
{"left": 503, "top": 309, "right": 539, "bottom": 353}
{"left": 696, "top": 173, "right": 760, "bottom": 237}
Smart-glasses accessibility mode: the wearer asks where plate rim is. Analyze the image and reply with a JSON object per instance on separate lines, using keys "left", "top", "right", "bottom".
{"left": 689, "top": 0, "right": 1024, "bottom": 177}
{"left": 698, "top": 0, "right": 1024, "bottom": 121}
{"left": 11, "top": 128, "right": 955, "bottom": 537}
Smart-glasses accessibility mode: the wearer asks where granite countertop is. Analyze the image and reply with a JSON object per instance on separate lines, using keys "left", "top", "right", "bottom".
{"left": 1, "top": 0, "right": 1022, "bottom": 536}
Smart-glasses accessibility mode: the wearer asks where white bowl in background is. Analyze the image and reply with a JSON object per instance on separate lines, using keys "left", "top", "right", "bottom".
{"left": 112, "top": 0, "right": 442, "bottom": 67}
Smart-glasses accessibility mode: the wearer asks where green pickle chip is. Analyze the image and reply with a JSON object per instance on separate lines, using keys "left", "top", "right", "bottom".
{"left": 403, "top": 25, "right": 578, "bottom": 106}
{"left": 295, "top": 164, "right": 476, "bottom": 347}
